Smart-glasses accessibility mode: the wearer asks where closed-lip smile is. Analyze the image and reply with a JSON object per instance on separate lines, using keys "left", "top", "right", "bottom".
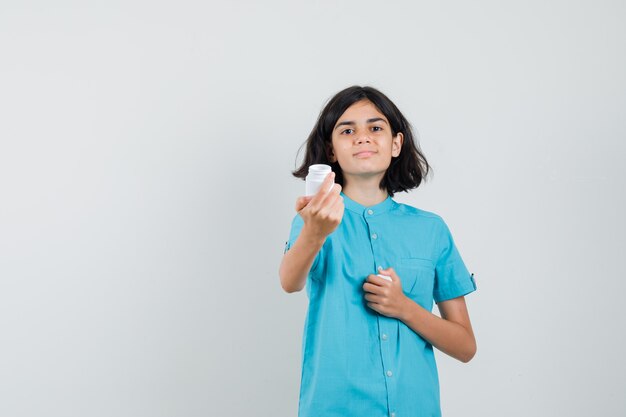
{"left": 354, "top": 150, "right": 377, "bottom": 158}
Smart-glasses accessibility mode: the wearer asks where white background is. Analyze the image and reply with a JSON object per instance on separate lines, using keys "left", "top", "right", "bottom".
{"left": 1, "top": 1, "right": 625, "bottom": 416}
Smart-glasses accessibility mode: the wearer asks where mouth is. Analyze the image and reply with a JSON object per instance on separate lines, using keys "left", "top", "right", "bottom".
{"left": 353, "top": 150, "right": 377, "bottom": 158}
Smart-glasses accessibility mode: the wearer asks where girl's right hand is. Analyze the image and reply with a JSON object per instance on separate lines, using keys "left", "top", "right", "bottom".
{"left": 295, "top": 172, "right": 344, "bottom": 239}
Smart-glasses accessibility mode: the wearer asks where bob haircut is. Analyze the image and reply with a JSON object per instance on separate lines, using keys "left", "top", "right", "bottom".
{"left": 293, "top": 86, "right": 430, "bottom": 197}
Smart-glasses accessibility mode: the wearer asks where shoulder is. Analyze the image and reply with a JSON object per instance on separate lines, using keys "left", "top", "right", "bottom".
{"left": 392, "top": 200, "right": 445, "bottom": 223}
{"left": 391, "top": 200, "right": 453, "bottom": 236}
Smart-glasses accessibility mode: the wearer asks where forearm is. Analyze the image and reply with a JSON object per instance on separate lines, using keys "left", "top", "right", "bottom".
{"left": 398, "top": 298, "right": 476, "bottom": 363}
{"left": 279, "top": 226, "right": 325, "bottom": 293}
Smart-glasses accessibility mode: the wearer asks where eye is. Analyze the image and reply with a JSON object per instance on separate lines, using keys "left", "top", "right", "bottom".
{"left": 341, "top": 128, "right": 354, "bottom": 134}
{"left": 372, "top": 126, "right": 383, "bottom": 132}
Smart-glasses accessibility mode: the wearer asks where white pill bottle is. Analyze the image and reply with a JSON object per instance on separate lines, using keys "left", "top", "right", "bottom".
{"left": 305, "top": 164, "right": 332, "bottom": 196}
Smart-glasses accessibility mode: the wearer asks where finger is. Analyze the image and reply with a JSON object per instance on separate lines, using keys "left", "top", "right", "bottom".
{"left": 328, "top": 194, "right": 344, "bottom": 219}
{"left": 321, "top": 183, "right": 342, "bottom": 206}
{"left": 364, "top": 293, "right": 382, "bottom": 303}
{"left": 366, "top": 274, "right": 391, "bottom": 286}
{"left": 322, "top": 172, "right": 338, "bottom": 194}
{"left": 295, "top": 196, "right": 313, "bottom": 212}
{"left": 311, "top": 181, "right": 341, "bottom": 213}
{"left": 367, "top": 302, "right": 383, "bottom": 314}
{"left": 363, "top": 282, "right": 383, "bottom": 294}
{"left": 309, "top": 172, "right": 335, "bottom": 205}
{"left": 311, "top": 183, "right": 342, "bottom": 216}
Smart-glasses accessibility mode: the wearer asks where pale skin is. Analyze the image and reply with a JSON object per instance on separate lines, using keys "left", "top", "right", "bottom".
{"left": 279, "top": 100, "right": 476, "bottom": 363}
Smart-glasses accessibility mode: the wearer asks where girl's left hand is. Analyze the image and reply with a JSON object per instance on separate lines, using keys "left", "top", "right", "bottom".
{"left": 363, "top": 267, "right": 410, "bottom": 319}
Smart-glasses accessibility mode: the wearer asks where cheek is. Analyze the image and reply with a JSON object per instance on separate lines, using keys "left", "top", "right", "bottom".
{"left": 332, "top": 142, "right": 350, "bottom": 157}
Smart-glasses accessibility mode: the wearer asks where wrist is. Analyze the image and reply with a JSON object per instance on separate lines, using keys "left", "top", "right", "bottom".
{"left": 300, "top": 224, "right": 327, "bottom": 248}
{"left": 398, "top": 295, "right": 417, "bottom": 322}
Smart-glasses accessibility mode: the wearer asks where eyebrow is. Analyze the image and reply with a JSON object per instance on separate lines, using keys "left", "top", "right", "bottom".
{"left": 334, "top": 117, "right": 388, "bottom": 130}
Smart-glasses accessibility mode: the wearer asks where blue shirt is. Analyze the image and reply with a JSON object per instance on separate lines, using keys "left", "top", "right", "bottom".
{"left": 286, "top": 193, "right": 477, "bottom": 417}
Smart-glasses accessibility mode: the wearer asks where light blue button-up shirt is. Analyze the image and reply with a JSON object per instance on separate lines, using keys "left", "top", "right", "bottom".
{"left": 286, "top": 193, "right": 477, "bottom": 417}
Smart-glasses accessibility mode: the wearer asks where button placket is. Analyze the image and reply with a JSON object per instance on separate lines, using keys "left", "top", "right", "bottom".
{"left": 366, "top": 211, "right": 397, "bottom": 415}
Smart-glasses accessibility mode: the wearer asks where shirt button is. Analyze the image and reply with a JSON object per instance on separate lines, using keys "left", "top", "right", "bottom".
{"left": 367, "top": 209, "right": 374, "bottom": 215}
{"left": 391, "top": 413, "right": 396, "bottom": 417}
{"left": 386, "top": 370, "right": 393, "bottom": 377}
{"left": 377, "top": 266, "right": 384, "bottom": 272}
{"left": 371, "top": 233, "right": 378, "bottom": 240}
{"left": 381, "top": 334, "right": 388, "bottom": 341}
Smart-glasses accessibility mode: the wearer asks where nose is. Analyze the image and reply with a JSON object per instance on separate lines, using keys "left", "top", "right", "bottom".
{"left": 355, "top": 134, "right": 371, "bottom": 144}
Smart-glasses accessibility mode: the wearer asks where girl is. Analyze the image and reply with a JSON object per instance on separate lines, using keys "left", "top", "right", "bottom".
{"left": 279, "top": 86, "right": 477, "bottom": 417}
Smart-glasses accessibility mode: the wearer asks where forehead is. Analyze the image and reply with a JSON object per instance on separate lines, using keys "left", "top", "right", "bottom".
{"left": 337, "top": 100, "right": 387, "bottom": 123}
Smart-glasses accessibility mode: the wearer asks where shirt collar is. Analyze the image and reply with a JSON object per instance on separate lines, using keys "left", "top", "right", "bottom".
{"left": 341, "top": 192, "right": 396, "bottom": 216}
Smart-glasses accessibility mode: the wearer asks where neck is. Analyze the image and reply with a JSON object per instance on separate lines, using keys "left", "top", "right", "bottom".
{"left": 342, "top": 174, "right": 389, "bottom": 207}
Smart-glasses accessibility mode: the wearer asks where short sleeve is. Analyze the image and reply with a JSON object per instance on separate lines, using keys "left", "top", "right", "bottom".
{"left": 433, "top": 219, "right": 477, "bottom": 303}
{"left": 284, "top": 214, "right": 322, "bottom": 275}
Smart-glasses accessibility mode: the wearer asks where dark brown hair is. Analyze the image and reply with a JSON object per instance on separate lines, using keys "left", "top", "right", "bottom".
{"left": 293, "top": 85, "right": 430, "bottom": 197}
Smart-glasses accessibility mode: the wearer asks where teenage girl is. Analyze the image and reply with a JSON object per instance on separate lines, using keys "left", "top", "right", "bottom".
{"left": 280, "top": 86, "right": 477, "bottom": 417}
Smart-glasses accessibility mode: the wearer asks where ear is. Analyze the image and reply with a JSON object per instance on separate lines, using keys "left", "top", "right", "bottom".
{"left": 392, "top": 132, "right": 403, "bottom": 157}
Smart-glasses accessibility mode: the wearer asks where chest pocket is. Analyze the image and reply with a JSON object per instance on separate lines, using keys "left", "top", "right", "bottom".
{"left": 397, "top": 258, "right": 435, "bottom": 300}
